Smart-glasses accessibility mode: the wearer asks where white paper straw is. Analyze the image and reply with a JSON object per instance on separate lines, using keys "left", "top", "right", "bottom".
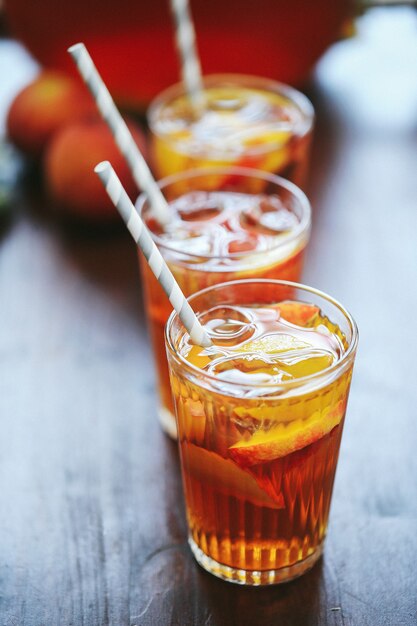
{"left": 170, "top": 0, "right": 204, "bottom": 106}
{"left": 68, "top": 42, "right": 170, "bottom": 225}
{"left": 95, "top": 161, "right": 212, "bottom": 348}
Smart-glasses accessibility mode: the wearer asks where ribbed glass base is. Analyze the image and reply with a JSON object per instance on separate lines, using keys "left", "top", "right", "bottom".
{"left": 189, "top": 536, "right": 324, "bottom": 585}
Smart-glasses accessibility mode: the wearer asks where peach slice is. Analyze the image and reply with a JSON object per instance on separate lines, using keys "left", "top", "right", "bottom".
{"left": 220, "top": 145, "right": 292, "bottom": 193}
{"left": 153, "top": 134, "right": 232, "bottom": 190}
{"left": 186, "top": 345, "right": 213, "bottom": 369}
{"left": 244, "top": 132, "right": 292, "bottom": 181}
{"left": 182, "top": 443, "right": 284, "bottom": 508}
{"left": 229, "top": 400, "right": 346, "bottom": 467}
{"left": 276, "top": 302, "right": 320, "bottom": 327}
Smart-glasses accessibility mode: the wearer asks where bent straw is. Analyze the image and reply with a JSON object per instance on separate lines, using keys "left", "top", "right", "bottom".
{"left": 68, "top": 42, "right": 170, "bottom": 225}
{"left": 95, "top": 161, "right": 212, "bottom": 348}
{"left": 170, "top": 0, "right": 204, "bottom": 106}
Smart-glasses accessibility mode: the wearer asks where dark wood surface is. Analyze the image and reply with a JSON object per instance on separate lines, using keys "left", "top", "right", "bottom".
{"left": 1, "top": 7, "right": 417, "bottom": 625}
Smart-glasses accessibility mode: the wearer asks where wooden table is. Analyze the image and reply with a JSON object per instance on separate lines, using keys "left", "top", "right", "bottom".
{"left": 1, "top": 7, "right": 416, "bottom": 625}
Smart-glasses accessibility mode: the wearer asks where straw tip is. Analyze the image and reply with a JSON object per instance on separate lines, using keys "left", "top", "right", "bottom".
{"left": 94, "top": 161, "right": 111, "bottom": 175}
{"left": 67, "top": 42, "right": 85, "bottom": 56}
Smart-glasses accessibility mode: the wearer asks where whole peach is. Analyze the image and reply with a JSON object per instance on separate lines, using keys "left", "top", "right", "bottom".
{"left": 44, "top": 117, "right": 147, "bottom": 220}
{"left": 6, "top": 70, "right": 97, "bottom": 156}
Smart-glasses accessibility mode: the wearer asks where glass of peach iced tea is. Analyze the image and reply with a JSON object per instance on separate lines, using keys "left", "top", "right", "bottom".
{"left": 137, "top": 167, "right": 311, "bottom": 438}
{"left": 165, "top": 279, "right": 358, "bottom": 585}
{"left": 148, "top": 75, "right": 314, "bottom": 190}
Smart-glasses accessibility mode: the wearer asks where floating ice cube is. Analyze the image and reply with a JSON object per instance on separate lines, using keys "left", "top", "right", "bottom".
{"left": 227, "top": 234, "right": 259, "bottom": 254}
{"left": 201, "top": 306, "right": 256, "bottom": 346}
{"left": 240, "top": 195, "right": 298, "bottom": 235}
{"left": 208, "top": 352, "right": 293, "bottom": 385}
{"left": 170, "top": 191, "right": 220, "bottom": 220}
{"left": 237, "top": 333, "right": 310, "bottom": 355}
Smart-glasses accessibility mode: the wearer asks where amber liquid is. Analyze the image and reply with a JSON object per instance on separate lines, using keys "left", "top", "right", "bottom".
{"left": 180, "top": 424, "right": 343, "bottom": 573}
{"left": 152, "top": 132, "right": 312, "bottom": 191}
{"left": 169, "top": 301, "right": 353, "bottom": 581}
{"left": 140, "top": 190, "right": 307, "bottom": 424}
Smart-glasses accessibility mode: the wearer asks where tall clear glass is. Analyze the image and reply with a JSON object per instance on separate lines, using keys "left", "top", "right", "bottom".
{"left": 166, "top": 279, "right": 358, "bottom": 585}
{"left": 137, "top": 168, "right": 311, "bottom": 437}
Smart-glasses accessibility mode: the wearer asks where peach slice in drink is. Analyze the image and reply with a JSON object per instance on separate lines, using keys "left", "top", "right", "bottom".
{"left": 181, "top": 443, "right": 284, "bottom": 508}
{"left": 275, "top": 301, "right": 320, "bottom": 326}
{"left": 218, "top": 130, "right": 293, "bottom": 193}
{"left": 229, "top": 399, "right": 346, "bottom": 467}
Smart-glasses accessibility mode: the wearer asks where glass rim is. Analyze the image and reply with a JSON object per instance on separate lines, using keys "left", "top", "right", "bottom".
{"left": 147, "top": 73, "right": 315, "bottom": 156}
{"left": 165, "top": 279, "right": 359, "bottom": 393}
{"left": 136, "top": 166, "right": 311, "bottom": 263}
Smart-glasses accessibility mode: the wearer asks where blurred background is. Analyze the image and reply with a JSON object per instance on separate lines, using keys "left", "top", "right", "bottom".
{"left": 1, "top": 0, "right": 416, "bottom": 224}
{"left": 0, "top": 1, "right": 417, "bottom": 623}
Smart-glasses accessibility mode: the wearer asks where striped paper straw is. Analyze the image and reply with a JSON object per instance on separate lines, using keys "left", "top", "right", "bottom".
{"left": 95, "top": 161, "right": 212, "bottom": 348}
{"left": 170, "top": 0, "right": 204, "bottom": 106}
{"left": 68, "top": 42, "right": 170, "bottom": 225}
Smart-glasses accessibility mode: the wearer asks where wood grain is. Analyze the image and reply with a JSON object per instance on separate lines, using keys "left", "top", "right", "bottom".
{"left": 1, "top": 7, "right": 417, "bottom": 625}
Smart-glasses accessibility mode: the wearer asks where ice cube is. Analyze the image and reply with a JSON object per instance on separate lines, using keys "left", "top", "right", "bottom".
{"left": 258, "top": 207, "right": 297, "bottom": 233}
{"left": 227, "top": 234, "right": 259, "bottom": 254}
{"left": 240, "top": 195, "right": 298, "bottom": 235}
{"left": 237, "top": 333, "right": 310, "bottom": 355}
{"left": 178, "top": 206, "right": 221, "bottom": 222}
{"left": 170, "top": 233, "right": 213, "bottom": 256}
{"left": 208, "top": 353, "right": 293, "bottom": 384}
{"left": 202, "top": 306, "right": 255, "bottom": 346}
{"left": 174, "top": 191, "right": 222, "bottom": 222}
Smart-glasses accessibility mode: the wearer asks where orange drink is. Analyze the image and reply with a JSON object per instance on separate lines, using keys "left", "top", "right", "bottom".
{"left": 148, "top": 75, "right": 314, "bottom": 189}
{"left": 137, "top": 168, "right": 311, "bottom": 437}
{"left": 165, "top": 280, "right": 358, "bottom": 584}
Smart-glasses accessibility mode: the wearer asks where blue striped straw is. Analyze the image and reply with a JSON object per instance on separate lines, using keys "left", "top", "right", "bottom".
{"left": 68, "top": 42, "right": 170, "bottom": 225}
{"left": 170, "top": 0, "right": 204, "bottom": 106}
{"left": 95, "top": 161, "right": 212, "bottom": 348}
